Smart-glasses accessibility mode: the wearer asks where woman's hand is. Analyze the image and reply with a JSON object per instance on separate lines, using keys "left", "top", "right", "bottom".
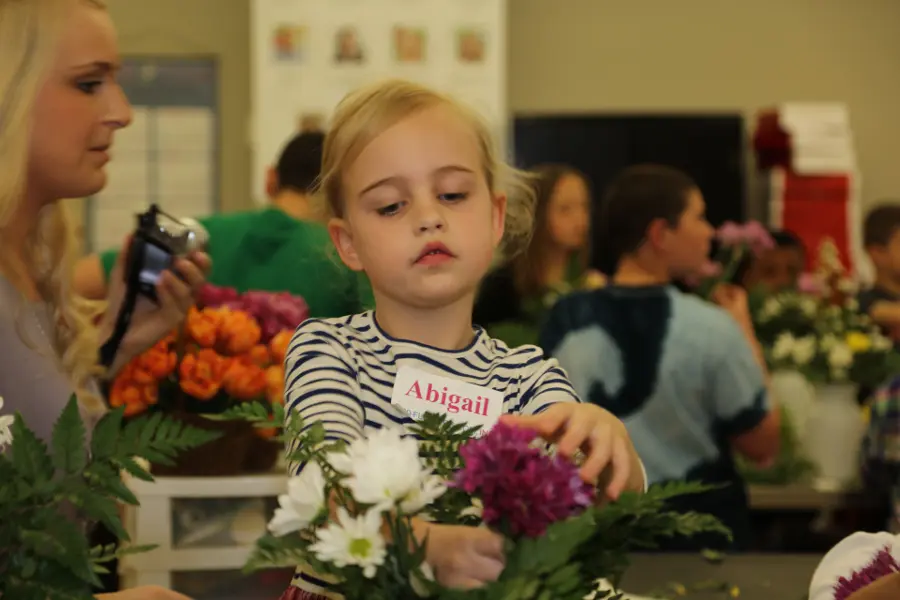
{"left": 500, "top": 403, "right": 645, "bottom": 499}
{"left": 100, "top": 236, "right": 211, "bottom": 375}
{"left": 96, "top": 586, "right": 193, "bottom": 599}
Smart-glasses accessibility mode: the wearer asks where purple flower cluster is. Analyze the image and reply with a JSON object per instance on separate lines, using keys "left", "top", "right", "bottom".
{"left": 199, "top": 284, "right": 309, "bottom": 342}
{"left": 833, "top": 546, "right": 900, "bottom": 600}
{"left": 453, "top": 422, "right": 595, "bottom": 538}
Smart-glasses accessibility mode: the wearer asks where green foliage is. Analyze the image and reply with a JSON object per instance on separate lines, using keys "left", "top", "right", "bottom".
{"left": 0, "top": 395, "right": 220, "bottom": 600}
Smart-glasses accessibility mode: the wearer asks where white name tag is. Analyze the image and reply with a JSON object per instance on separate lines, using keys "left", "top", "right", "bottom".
{"left": 391, "top": 366, "right": 503, "bottom": 435}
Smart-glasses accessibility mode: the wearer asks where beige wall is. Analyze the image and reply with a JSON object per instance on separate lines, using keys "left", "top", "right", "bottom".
{"left": 106, "top": 0, "right": 900, "bottom": 218}
{"left": 106, "top": 0, "right": 251, "bottom": 213}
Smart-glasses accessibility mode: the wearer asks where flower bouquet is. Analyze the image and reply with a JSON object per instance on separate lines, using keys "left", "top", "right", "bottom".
{"left": 109, "top": 284, "right": 308, "bottom": 476}
{"left": 220, "top": 404, "right": 729, "bottom": 599}
{"left": 753, "top": 238, "right": 900, "bottom": 387}
{"left": 692, "top": 220, "right": 774, "bottom": 298}
{"left": 0, "top": 395, "right": 217, "bottom": 599}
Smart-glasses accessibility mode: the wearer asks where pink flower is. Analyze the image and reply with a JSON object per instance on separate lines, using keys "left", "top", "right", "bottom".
{"left": 797, "top": 273, "right": 822, "bottom": 295}
{"left": 197, "top": 285, "right": 309, "bottom": 343}
{"left": 742, "top": 221, "right": 776, "bottom": 254}
{"left": 833, "top": 546, "right": 900, "bottom": 600}
{"left": 453, "top": 422, "right": 595, "bottom": 538}
{"left": 199, "top": 284, "right": 239, "bottom": 307}
{"left": 716, "top": 221, "right": 744, "bottom": 247}
{"left": 715, "top": 221, "right": 775, "bottom": 256}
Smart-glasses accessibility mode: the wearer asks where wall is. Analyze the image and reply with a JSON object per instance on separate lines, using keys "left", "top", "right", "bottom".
{"left": 510, "top": 0, "right": 900, "bottom": 213}
{"left": 106, "top": 0, "right": 900, "bottom": 216}
{"left": 106, "top": 0, "right": 252, "bottom": 213}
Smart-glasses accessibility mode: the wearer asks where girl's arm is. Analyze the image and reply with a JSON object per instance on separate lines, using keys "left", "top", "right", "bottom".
{"left": 283, "top": 322, "right": 365, "bottom": 474}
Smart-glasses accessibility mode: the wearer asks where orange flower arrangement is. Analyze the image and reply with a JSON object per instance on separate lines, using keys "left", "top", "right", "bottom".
{"left": 110, "top": 307, "right": 296, "bottom": 437}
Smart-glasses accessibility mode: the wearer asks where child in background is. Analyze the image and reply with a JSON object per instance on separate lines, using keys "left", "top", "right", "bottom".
{"left": 280, "top": 79, "right": 646, "bottom": 599}
{"left": 736, "top": 229, "right": 806, "bottom": 294}
{"left": 474, "top": 164, "right": 601, "bottom": 348}
{"left": 540, "top": 165, "right": 779, "bottom": 551}
{"left": 859, "top": 203, "right": 900, "bottom": 342}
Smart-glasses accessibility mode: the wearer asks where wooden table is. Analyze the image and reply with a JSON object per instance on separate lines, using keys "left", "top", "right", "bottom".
{"left": 748, "top": 484, "right": 875, "bottom": 511}
{"left": 620, "top": 553, "right": 822, "bottom": 599}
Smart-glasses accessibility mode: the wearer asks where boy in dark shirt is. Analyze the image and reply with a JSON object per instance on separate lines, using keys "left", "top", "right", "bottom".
{"left": 859, "top": 203, "right": 900, "bottom": 342}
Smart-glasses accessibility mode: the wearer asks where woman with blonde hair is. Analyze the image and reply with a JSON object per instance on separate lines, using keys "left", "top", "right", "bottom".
{"left": 0, "top": 1, "right": 209, "bottom": 598}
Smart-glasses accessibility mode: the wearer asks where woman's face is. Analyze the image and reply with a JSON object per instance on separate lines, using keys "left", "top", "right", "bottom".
{"left": 546, "top": 173, "right": 590, "bottom": 252}
{"left": 28, "top": 2, "right": 132, "bottom": 203}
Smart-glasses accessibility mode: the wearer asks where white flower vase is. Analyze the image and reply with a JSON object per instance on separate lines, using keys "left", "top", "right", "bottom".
{"left": 802, "top": 383, "right": 865, "bottom": 492}
{"left": 770, "top": 370, "right": 815, "bottom": 441}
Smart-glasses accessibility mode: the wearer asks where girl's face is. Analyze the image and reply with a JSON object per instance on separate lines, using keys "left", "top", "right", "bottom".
{"left": 328, "top": 105, "right": 506, "bottom": 310}
{"left": 28, "top": 2, "right": 132, "bottom": 204}
{"left": 546, "top": 173, "right": 590, "bottom": 252}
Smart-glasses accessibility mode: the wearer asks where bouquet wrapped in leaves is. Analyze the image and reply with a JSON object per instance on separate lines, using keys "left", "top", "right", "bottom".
{"left": 0, "top": 395, "right": 218, "bottom": 599}
{"left": 221, "top": 403, "right": 730, "bottom": 599}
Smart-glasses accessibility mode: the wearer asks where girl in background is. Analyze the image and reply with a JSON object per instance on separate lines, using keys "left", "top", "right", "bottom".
{"left": 474, "top": 164, "right": 603, "bottom": 347}
{"left": 280, "top": 80, "right": 646, "bottom": 599}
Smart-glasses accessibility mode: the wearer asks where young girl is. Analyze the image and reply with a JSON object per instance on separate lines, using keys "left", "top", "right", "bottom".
{"left": 474, "top": 164, "right": 604, "bottom": 347}
{"left": 280, "top": 79, "right": 646, "bottom": 599}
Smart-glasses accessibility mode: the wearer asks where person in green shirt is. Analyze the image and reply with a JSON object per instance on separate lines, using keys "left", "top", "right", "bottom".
{"left": 74, "top": 131, "right": 374, "bottom": 317}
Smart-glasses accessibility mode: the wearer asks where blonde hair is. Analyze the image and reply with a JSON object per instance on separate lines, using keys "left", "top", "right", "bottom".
{"left": 317, "top": 79, "right": 536, "bottom": 258}
{"left": 0, "top": 0, "right": 107, "bottom": 415}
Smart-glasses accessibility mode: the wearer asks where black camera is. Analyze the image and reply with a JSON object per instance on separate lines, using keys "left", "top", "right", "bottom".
{"left": 123, "top": 204, "right": 208, "bottom": 303}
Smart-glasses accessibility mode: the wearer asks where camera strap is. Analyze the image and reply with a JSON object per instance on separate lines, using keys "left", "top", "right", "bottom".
{"left": 98, "top": 284, "right": 139, "bottom": 371}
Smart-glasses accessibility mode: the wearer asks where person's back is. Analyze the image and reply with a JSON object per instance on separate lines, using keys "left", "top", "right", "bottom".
{"left": 541, "top": 164, "right": 779, "bottom": 551}
{"left": 542, "top": 285, "right": 765, "bottom": 549}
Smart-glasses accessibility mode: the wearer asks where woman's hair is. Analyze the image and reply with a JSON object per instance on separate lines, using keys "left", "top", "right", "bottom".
{"left": 596, "top": 164, "right": 697, "bottom": 275}
{"left": 511, "top": 164, "right": 590, "bottom": 297}
{"left": 0, "top": 0, "right": 107, "bottom": 415}
{"left": 316, "top": 78, "right": 536, "bottom": 258}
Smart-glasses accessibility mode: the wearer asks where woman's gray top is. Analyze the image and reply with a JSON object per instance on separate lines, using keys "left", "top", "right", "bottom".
{"left": 0, "top": 277, "right": 97, "bottom": 444}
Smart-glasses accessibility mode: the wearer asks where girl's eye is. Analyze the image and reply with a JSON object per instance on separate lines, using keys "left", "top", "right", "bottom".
{"left": 438, "top": 192, "right": 468, "bottom": 202}
{"left": 377, "top": 202, "right": 404, "bottom": 216}
{"left": 77, "top": 81, "right": 102, "bottom": 94}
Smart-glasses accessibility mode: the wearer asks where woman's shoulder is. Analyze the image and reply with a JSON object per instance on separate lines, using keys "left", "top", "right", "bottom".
{"left": 809, "top": 531, "right": 900, "bottom": 600}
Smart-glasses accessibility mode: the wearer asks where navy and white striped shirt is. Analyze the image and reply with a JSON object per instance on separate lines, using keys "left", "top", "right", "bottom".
{"left": 283, "top": 311, "right": 580, "bottom": 594}
{"left": 285, "top": 311, "right": 580, "bottom": 474}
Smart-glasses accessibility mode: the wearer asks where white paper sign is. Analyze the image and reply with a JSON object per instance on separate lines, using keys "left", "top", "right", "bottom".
{"left": 391, "top": 366, "right": 502, "bottom": 435}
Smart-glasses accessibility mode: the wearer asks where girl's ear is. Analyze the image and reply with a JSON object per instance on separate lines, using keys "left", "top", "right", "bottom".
{"left": 328, "top": 218, "right": 363, "bottom": 271}
{"left": 491, "top": 193, "right": 507, "bottom": 249}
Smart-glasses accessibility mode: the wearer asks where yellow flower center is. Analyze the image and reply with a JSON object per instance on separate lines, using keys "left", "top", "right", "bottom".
{"left": 845, "top": 332, "right": 872, "bottom": 353}
{"left": 349, "top": 537, "right": 372, "bottom": 558}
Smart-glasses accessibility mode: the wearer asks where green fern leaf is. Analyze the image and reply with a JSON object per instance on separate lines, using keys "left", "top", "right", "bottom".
{"left": 51, "top": 396, "right": 87, "bottom": 474}
{"left": 89, "top": 405, "right": 124, "bottom": 460}
{"left": 20, "top": 512, "right": 98, "bottom": 587}
{"left": 111, "top": 455, "right": 153, "bottom": 482}
{"left": 9, "top": 415, "right": 54, "bottom": 482}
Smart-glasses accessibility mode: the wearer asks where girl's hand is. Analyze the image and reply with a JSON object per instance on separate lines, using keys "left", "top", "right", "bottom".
{"left": 96, "top": 586, "right": 193, "bottom": 599}
{"left": 500, "top": 403, "right": 645, "bottom": 499}
{"left": 415, "top": 522, "right": 505, "bottom": 590}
